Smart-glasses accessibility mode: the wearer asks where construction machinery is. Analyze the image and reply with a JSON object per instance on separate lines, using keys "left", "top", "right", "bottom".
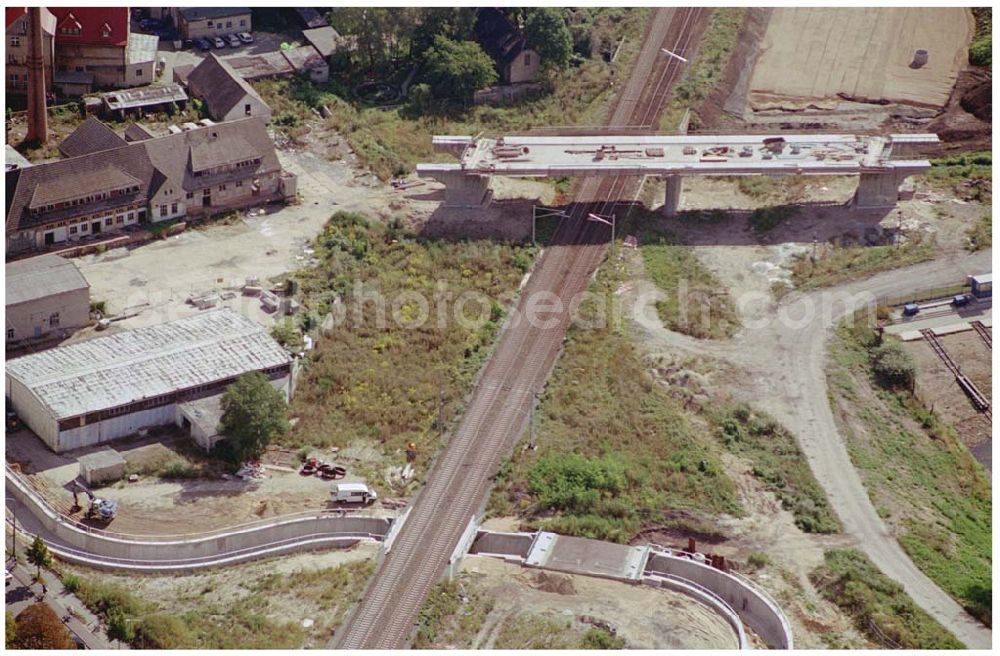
{"left": 73, "top": 482, "right": 119, "bottom": 523}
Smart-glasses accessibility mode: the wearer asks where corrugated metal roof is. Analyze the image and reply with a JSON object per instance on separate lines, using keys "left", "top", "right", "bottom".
{"left": 5, "top": 254, "right": 89, "bottom": 307}
{"left": 972, "top": 273, "right": 992, "bottom": 285}
{"left": 5, "top": 309, "right": 291, "bottom": 420}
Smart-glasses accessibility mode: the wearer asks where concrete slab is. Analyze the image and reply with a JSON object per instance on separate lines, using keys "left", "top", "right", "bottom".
{"left": 525, "top": 531, "right": 647, "bottom": 581}
{"left": 884, "top": 302, "right": 992, "bottom": 337}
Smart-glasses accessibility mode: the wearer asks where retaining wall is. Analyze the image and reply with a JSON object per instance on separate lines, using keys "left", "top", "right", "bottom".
{"left": 468, "top": 530, "right": 534, "bottom": 559}
{"left": 646, "top": 551, "right": 793, "bottom": 649}
{"left": 6, "top": 466, "right": 390, "bottom": 571}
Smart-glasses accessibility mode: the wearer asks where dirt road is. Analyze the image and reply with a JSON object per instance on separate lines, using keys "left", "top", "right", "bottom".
{"left": 627, "top": 249, "right": 993, "bottom": 648}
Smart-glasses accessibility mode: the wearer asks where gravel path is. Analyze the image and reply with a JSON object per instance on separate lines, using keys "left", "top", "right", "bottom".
{"left": 626, "top": 248, "right": 993, "bottom": 648}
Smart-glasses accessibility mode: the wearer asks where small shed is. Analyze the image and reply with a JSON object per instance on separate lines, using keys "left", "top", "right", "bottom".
{"left": 970, "top": 273, "right": 992, "bottom": 298}
{"left": 78, "top": 449, "right": 126, "bottom": 485}
{"left": 177, "top": 395, "right": 225, "bottom": 452}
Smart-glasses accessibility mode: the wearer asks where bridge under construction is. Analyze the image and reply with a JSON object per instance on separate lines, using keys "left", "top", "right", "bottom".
{"left": 418, "top": 132, "right": 939, "bottom": 213}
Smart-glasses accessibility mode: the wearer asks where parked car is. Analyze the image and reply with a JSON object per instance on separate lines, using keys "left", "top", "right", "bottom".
{"left": 139, "top": 18, "right": 162, "bottom": 31}
{"left": 182, "top": 39, "right": 194, "bottom": 50}
{"left": 211, "top": 36, "right": 227, "bottom": 49}
{"left": 902, "top": 303, "right": 920, "bottom": 317}
{"left": 226, "top": 33, "right": 241, "bottom": 47}
{"left": 196, "top": 38, "right": 212, "bottom": 51}
{"left": 951, "top": 294, "right": 973, "bottom": 307}
{"left": 237, "top": 31, "right": 254, "bottom": 44}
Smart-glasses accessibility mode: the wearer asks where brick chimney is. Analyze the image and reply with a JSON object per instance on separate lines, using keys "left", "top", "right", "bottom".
{"left": 26, "top": 7, "right": 49, "bottom": 144}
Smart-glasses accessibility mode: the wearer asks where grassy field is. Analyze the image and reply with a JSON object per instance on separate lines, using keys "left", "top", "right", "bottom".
{"left": 61, "top": 559, "right": 374, "bottom": 648}
{"left": 255, "top": 9, "right": 650, "bottom": 181}
{"left": 707, "top": 404, "right": 840, "bottom": 533}
{"left": 488, "top": 260, "right": 743, "bottom": 543}
{"left": 923, "top": 151, "right": 992, "bottom": 202}
{"left": 810, "top": 549, "right": 964, "bottom": 649}
{"left": 659, "top": 8, "right": 747, "bottom": 130}
{"left": 635, "top": 214, "right": 740, "bottom": 340}
{"left": 969, "top": 8, "right": 991, "bottom": 68}
{"left": 283, "top": 211, "right": 534, "bottom": 491}
{"left": 828, "top": 315, "right": 992, "bottom": 626}
{"left": 966, "top": 210, "right": 992, "bottom": 251}
{"left": 789, "top": 233, "right": 936, "bottom": 292}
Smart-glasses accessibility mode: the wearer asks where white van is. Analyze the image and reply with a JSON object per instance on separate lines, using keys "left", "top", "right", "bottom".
{"left": 331, "top": 483, "right": 378, "bottom": 504}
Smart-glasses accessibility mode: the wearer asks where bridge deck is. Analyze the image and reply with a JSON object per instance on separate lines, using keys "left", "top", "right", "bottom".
{"left": 419, "top": 133, "right": 937, "bottom": 178}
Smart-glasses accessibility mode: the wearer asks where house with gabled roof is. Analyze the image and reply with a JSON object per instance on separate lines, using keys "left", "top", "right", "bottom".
{"left": 185, "top": 53, "right": 272, "bottom": 123}
{"left": 474, "top": 8, "right": 540, "bottom": 85}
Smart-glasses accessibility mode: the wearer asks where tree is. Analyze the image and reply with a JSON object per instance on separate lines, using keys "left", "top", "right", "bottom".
{"left": 524, "top": 8, "right": 574, "bottom": 69}
{"left": 411, "top": 8, "right": 477, "bottom": 59}
{"left": 26, "top": 535, "right": 51, "bottom": 581}
{"left": 871, "top": 341, "right": 916, "bottom": 389}
{"left": 423, "top": 36, "right": 497, "bottom": 100}
{"left": 218, "top": 372, "right": 289, "bottom": 465}
{"left": 13, "top": 603, "right": 75, "bottom": 650}
{"left": 5, "top": 610, "right": 15, "bottom": 648}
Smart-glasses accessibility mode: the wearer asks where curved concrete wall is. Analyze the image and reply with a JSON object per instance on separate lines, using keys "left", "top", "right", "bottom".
{"left": 643, "top": 574, "right": 747, "bottom": 649}
{"left": 6, "top": 466, "right": 390, "bottom": 570}
{"left": 645, "top": 551, "right": 793, "bottom": 649}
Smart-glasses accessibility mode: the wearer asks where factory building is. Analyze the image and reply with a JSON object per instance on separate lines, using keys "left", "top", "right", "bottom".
{"left": 6, "top": 254, "right": 90, "bottom": 345}
{"left": 5, "top": 309, "right": 292, "bottom": 453}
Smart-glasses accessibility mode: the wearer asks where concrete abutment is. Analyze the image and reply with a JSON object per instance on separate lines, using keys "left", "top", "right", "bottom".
{"left": 663, "top": 175, "right": 683, "bottom": 217}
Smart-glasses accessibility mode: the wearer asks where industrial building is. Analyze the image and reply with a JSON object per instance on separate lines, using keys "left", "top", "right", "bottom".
{"left": 5, "top": 309, "right": 292, "bottom": 453}
{"left": 5, "top": 254, "right": 90, "bottom": 345}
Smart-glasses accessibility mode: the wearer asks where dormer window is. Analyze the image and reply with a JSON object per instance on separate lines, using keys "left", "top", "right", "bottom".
{"left": 100, "top": 22, "right": 112, "bottom": 38}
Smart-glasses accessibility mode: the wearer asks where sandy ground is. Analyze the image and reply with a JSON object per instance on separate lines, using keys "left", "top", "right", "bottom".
{"left": 749, "top": 8, "right": 973, "bottom": 108}
{"left": 907, "top": 331, "right": 992, "bottom": 465}
{"left": 457, "top": 556, "right": 740, "bottom": 649}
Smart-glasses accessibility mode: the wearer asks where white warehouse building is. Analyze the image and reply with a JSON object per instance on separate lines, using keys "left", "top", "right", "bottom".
{"left": 5, "top": 309, "right": 292, "bottom": 453}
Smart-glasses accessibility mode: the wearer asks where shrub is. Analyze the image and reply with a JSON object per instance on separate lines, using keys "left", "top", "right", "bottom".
{"left": 61, "top": 572, "right": 81, "bottom": 593}
{"left": 580, "top": 627, "right": 626, "bottom": 649}
{"left": 871, "top": 341, "right": 915, "bottom": 389}
{"left": 14, "top": 604, "right": 75, "bottom": 649}
{"left": 161, "top": 461, "right": 200, "bottom": 479}
{"left": 747, "top": 551, "right": 770, "bottom": 570}
{"left": 528, "top": 454, "right": 626, "bottom": 513}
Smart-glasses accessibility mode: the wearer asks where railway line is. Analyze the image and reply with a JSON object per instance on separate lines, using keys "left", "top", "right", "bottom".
{"left": 920, "top": 328, "right": 992, "bottom": 420}
{"left": 970, "top": 320, "right": 991, "bottom": 349}
{"left": 332, "top": 7, "right": 706, "bottom": 649}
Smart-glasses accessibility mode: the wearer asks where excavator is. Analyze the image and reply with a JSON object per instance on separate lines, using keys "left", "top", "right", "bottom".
{"left": 72, "top": 482, "right": 119, "bottom": 523}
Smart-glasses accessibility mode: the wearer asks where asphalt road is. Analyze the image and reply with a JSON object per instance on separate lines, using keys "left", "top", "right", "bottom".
{"left": 632, "top": 248, "right": 993, "bottom": 648}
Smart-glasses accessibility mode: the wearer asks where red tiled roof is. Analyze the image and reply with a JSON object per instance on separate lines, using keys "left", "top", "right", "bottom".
{"left": 48, "top": 7, "right": 128, "bottom": 46}
{"left": 6, "top": 7, "right": 26, "bottom": 29}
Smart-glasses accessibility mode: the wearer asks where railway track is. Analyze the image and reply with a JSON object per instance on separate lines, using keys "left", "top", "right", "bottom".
{"left": 920, "top": 329, "right": 991, "bottom": 420}
{"left": 970, "top": 320, "right": 991, "bottom": 349}
{"left": 332, "top": 7, "right": 705, "bottom": 649}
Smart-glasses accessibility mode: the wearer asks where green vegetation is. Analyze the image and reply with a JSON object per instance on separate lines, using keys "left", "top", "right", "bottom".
{"left": 924, "top": 151, "right": 992, "bottom": 202}
{"left": 737, "top": 176, "right": 779, "bottom": 200}
{"left": 122, "top": 441, "right": 222, "bottom": 481}
{"left": 525, "top": 7, "right": 574, "bottom": 69}
{"left": 869, "top": 341, "right": 915, "bottom": 389}
{"left": 660, "top": 8, "right": 746, "bottom": 130}
{"left": 748, "top": 205, "right": 796, "bottom": 234}
{"left": 494, "top": 615, "right": 578, "bottom": 649}
{"left": 218, "top": 372, "right": 290, "bottom": 465}
{"left": 12, "top": 604, "right": 75, "bottom": 650}
{"left": 5, "top": 610, "right": 14, "bottom": 648}
{"left": 790, "top": 233, "right": 936, "bottom": 291}
{"left": 967, "top": 211, "right": 992, "bottom": 251}
{"left": 969, "top": 8, "right": 991, "bottom": 68}
{"left": 65, "top": 559, "right": 373, "bottom": 649}
{"left": 26, "top": 536, "right": 51, "bottom": 579}
{"left": 489, "top": 263, "right": 742, "bottom": 542}
{"left": 581, "top": 627, "right": 626, "bottom": 649}
{"left": 709, "top": 404, "right": 840, "bottom": 533}
{"left": 747, "top": 551, "right": 771, "bottom": 571}
{"left": 424, "top": 36, "right": 497, "bottom": 100}
{"left": 285, "top": 212, "right": 533, "bottom": 483}
{"left": 830, "top": 314, "right": 992, "bottom": 625}
{"left": 255, "top": 9, "right": 649, "bottom": 179}
{"left": 638, "top": 220, "right": 740, "bottom": 339}
{"left": 415, "top": 579, "right": 495, "bottom": 648}
{"left": 270, "top": 318, "right": 305, "bottom": 351}
{"left": 811, "top": 549, "right": 964, "bottom": 649}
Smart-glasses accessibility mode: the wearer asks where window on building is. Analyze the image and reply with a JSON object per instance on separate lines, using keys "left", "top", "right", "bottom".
{"left": 160, "top": 205, "right": 168, "bottom": 217}
{"left": 171, "top": 202, "right": 178, "bottom": 213}
{"left": 105, "top": 217, "right": 113, "bottom": 226}
{"left": 236, "top": 180, "right": 243, "bottom": 188}
{"left": 226, "top": 21, "right": 232, "bottom": 28}
{"left": 9, "top": 73, "right": 17, "bottom": 82}
{"left": 128, "top": 212, "right": 135, "bottom": 221}
{"left": 219, "top": 184, "right": 226, "bottom": 191}
{"left": 116, "top": 215, "right": 124, "bottom": 224}
{"left": 10, "top": 36, "right": 21, "bottom": 47}
{"left": 136, "top": 69, "right": 143, "bottom": 76}
{"left": 240, "top": 19, "right": 246, "bottom": 27}
{"left": 102, "top": 28, "right": 110, "bottom": 38}
{"left": 186, "top": 191, "right": 194, "bottom": 199}
{"left": 245, "top": 103, "right": 251, "bottom": 116}
{"left": 80, "top": 223, "right": 88, "bottom": 232}
{"left": 49, "top": 312, "right": 60, "bottom": 327}
{"left": 69, "top": 226, "right": 78, "bottom": 234}
{"left": 207, "top": 20, "right": 213, "bottom": 26}
{"left": 6, "top": 328, "right": 13, "bottom": 340}
{"left": 524, "top": 53, "right": 531, "bottom": 67}
{"left": 7, "top": 55, "right": 17, "bottom": 64}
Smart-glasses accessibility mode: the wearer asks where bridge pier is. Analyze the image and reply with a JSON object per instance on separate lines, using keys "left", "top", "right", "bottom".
{"left": 662, "top": 175, "right": 682, "bottom": 217}
{"left": 431, "top": 171, "right": 493, "bottom": 208}
{"left": 854, "top": 170, "right": 912, "bottom": 209}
